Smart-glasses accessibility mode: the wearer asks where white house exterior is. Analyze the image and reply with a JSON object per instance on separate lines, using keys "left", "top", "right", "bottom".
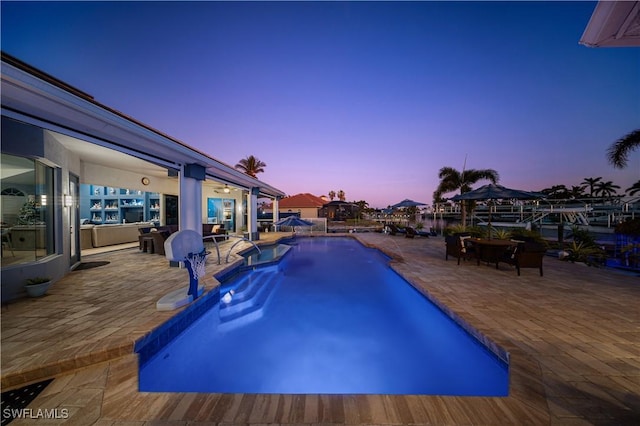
{"left": 1, "top": 53, "right": 285, "bottom": 302}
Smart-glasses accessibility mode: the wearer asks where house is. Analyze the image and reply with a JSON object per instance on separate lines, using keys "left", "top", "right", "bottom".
{"left": 0, "top": 53, "right": 286, "bottom": 302}
{"left": 262, "top": 193, "right": 326, "bottom": 218}
{"left": 320, "top": 200, "right": 360, "bottom": 221}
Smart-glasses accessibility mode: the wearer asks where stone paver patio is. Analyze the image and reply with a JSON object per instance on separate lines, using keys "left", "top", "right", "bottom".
{"left": 1, "top": 232, "right": 638, "bottom": 425}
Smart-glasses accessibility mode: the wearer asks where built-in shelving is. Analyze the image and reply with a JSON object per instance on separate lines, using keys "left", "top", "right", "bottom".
{"left": 80, "top": 185, "right": 161, "bottom": 224}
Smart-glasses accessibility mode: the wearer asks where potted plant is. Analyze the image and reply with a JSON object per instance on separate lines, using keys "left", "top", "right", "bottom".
{"left": 24, "top": 277, "right": 52, "bottom": 297}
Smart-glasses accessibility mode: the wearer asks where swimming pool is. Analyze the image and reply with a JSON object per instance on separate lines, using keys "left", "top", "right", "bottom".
{"left": 138, "top": 237, "right": 509, "bottom": 395}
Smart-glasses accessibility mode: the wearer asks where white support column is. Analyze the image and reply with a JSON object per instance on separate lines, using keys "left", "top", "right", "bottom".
{"left": 179, "top": 164, "right": 204, "bottom": 234}
{"left": 247, "top": 187, "right": 259, "bottom": 241}
{"left": 273, "top": 197, "right": 280, "bottom": 231}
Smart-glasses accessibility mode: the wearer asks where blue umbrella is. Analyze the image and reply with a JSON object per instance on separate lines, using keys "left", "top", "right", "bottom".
{"left": 275, "top": 216, "right": 314, "bottom": 235}
{"left": 451, "top": 184, "right": 545, "bottom": 238}
{"left": 391, "top": 199, "right": 429, "bottom": 208}
{"left": 450, "top": 184, "right": 544, "bottom": 202}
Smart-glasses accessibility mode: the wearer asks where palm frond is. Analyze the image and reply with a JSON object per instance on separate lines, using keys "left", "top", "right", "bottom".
{"left": 607, "top": 129, "right": 640, "bottom": 169}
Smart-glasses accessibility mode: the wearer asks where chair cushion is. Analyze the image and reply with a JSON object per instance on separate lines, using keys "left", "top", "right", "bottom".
{"left": 459, "top": 235, "right": 471, "bottom": 253}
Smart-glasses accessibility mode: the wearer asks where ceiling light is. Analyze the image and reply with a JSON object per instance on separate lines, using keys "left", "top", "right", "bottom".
{"left": 223, "top": 185, "right": 230, "bottom": 193}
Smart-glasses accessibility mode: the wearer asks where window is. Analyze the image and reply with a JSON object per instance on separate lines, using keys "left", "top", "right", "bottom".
{"left": 1, "top": 153, "right": 55, "bottom": 266}
{"left": 207, "top": 198, "right": 235, "bottom": 232}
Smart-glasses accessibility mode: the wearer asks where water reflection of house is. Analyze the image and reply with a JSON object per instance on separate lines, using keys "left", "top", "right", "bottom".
{"left": 320, "top": 200, "right": 360, "bottom": 221}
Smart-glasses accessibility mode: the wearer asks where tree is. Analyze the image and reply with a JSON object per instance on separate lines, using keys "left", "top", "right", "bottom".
{"left": 17, "top": 197, "right": 38, "bottom": 225}
{"left": 541, "top": 184, "right": 569, "bottom": 200}
{"left": 328, "top": 190, "right": 336, "bottom": 201}
{"left": 433, "top": 166, "right": 499, "bottom": 227}
{"left": 567, "top": 185, "right": 586, "bottom": 200}
{"left": 353, "top": 200, "right": 370, "bottom": 219}
{"left": 337, "top": 190, "right": 346, "bottom": 201}
{"left": 626, "top": 180, "right": 640, "bottom": 196}
{"left": 580, "top": 177, "right": 602, "bottom": 198}
{"left": 594, "top": 180, "right": 620, "bottom": 198}
{"left": 235, "top": 155, "right": 266, "bottom": 178}
{"left": 607, "top": 129, "right": 640, "bottom": 169}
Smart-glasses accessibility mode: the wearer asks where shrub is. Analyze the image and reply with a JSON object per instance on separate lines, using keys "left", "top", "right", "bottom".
{"left": 509, "top": 228, "right": 545, "bottom": 243}
{"left": 443, "top": 225, "right": 483, "bottom": 237}
{"left": 567, "top": 226, "right": 597, "bottom": 247}
{"left": 563, "top": 242, "right": 606, "bottom": 267}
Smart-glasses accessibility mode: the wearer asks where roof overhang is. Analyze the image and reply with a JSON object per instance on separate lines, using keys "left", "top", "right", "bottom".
{"left": 580, "top": 1, "right": 640, "bottom": 47}
{"left": 1, "top": 53, "right": 286, "bottom": 199}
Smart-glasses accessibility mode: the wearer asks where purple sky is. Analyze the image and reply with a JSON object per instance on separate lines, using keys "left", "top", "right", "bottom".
{"left": 2, "top": 1, "right": 638, "bottom": 208}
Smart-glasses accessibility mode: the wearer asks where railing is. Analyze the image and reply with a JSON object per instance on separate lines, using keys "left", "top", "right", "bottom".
{"left": 224, "top": 235, "right": 261, "bottom": 264}
{"left": 203, "top": 234, "right": 261, "bottom": 265}
{"left": 434, "top": 196, "right": 640, "bottom": 229}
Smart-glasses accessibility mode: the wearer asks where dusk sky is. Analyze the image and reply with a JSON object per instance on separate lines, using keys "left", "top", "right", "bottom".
{"left": 2, "top": 1, "right": 638, "bottom": 208}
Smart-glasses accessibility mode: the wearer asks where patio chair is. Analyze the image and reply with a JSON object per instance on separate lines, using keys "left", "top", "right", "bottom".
{"left": 445, "top": 233, "right": 475, "bottom": 265}
{"left": 139, "top": 226, "right": 176, "bottom": 255}
{"left": 405, "top": 226, "right": 430, "bottom": 238}
{"left": 501, "top": 241, "right": 546, "bottom": 276}
{"left": 384, "top": 224, "right": 406, "bottom": 236}
{"left": 203, "top": 224, "right": 227, "bottom": 243}
{"left": 1, "top": 228, "right": 14, "bottom": 257}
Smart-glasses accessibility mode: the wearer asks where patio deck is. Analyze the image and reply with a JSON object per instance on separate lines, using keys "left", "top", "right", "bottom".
{"left": 1, "top": 232, "right": 638, "bottom": 425}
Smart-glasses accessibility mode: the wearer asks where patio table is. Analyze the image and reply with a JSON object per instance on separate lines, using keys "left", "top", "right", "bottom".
{"left": 467, "top": 238, "right": 516, "bottom": 269}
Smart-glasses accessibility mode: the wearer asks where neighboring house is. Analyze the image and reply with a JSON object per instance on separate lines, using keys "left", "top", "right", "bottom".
{"left": 1, "top": 53, "right": 285, "bottom": 302}
{"left": 320, "top": 200, "right": 360, "bottom": 221}
{"left": 263, "top": 193, "right": 326, "bottom": 218}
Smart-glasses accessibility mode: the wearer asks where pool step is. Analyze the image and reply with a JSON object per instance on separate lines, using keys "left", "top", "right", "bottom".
{"left": 218, "top": 269, "right": 278, "bottom": 331}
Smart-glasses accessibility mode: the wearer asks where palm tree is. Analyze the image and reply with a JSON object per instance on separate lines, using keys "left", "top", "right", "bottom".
{"left": 328, "top": 190, "right": 336, "bottom": 201}
{"left": 594, "top": 180, "right": 620, "bottom": 198}
{"left": 626, "top": 180, "right": 640, "bottom": 196}
{"left": 607, "top": 129, "right": 640, "bottom": 169}
{"left": 337, "top": 190, "right": 346, "bottom": 201}
{"left": 541, "top": 185, "right": 569, "bottom": 200}
{"left": 580, "top": 177, "right": 602, "bottom": 198}
{"left": 235, "top": 155, "right": 266, "bottom": 178}
{"left": 433, "top": 166, "right": 499, "bottom": 227}
{"left": 568, "top": 185, "right": 586, "bottom": 200}
{"left": 353, "top": 200, "right": 370, "bottom": 219}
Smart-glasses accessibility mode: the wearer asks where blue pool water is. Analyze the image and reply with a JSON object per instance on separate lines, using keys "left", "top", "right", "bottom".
{"left": 139, "top": 237, "right": 509, "bottom": 395}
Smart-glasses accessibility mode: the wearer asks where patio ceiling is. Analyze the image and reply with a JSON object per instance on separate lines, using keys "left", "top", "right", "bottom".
{"left": 580, "top": 1, "right": 640, "bottom": 47}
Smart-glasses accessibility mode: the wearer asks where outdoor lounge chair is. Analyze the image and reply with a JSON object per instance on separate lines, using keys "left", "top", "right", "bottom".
{"left": 501, "top": 241, "right": 546, "bottom": 276}
{"left": 384, "top": 224, "right": 406, "bottom": 236}
{"left": 405, "top": 226, "right": 430, "bottom": 238}
{"left": 445, "top": 233, "right": 476, "bottom": 265}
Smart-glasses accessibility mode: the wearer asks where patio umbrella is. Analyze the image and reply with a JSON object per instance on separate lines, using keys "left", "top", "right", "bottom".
{"left": 391, "top": 199, "right": 429, "bottom": 208}
{"left": 450, "top": 184, "right": 545, "bottom": 238}
{"left": 275, "top": 216, "right": 314, "bottom": 236}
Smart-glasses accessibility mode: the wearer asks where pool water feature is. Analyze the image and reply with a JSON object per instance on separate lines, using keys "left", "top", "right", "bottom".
{"left": 138, "top": 237, "right": 509, "bottom": 395}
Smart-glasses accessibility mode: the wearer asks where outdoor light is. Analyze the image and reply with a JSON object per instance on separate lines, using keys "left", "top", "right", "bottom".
{"left": 223, "top": 185, "right": 230, "bottom": 193}
{"left": 64, "top": 194, "right": 73, "bottom": 207}
{"left": 39, "top": 195, "right": 47, "bottom": 206}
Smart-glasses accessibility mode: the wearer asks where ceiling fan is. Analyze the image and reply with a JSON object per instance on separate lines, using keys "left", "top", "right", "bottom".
{"left": 213, "top": 184, "right": 232, "bottom": 194}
